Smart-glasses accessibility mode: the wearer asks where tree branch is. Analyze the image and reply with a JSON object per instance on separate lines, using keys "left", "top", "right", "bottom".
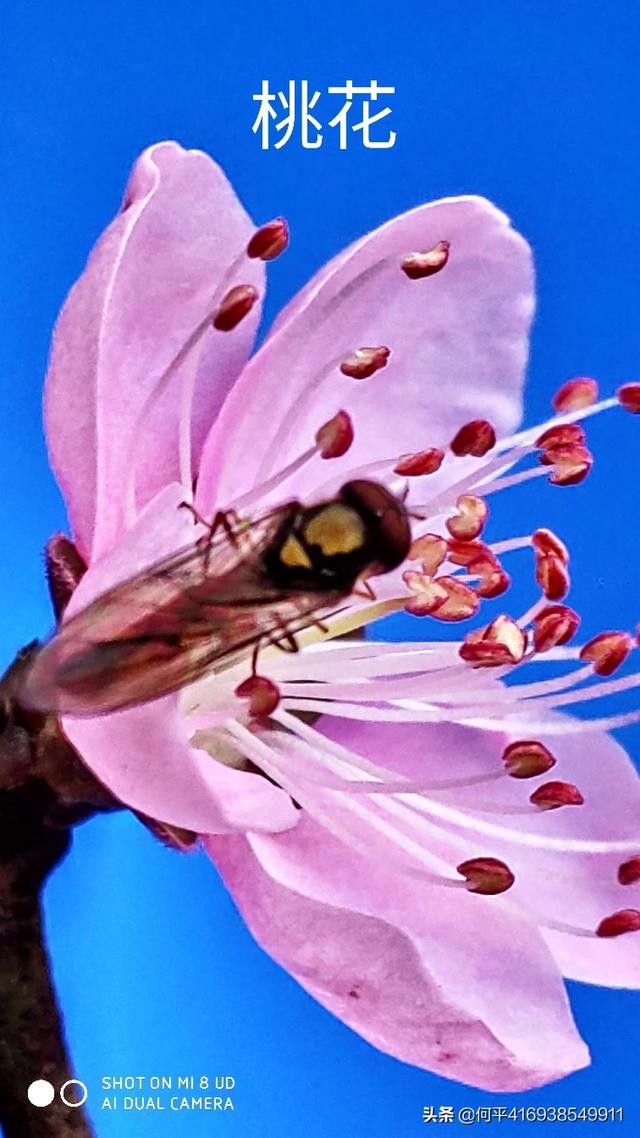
{"left": 0, "top": 787, "right": 94, "bottom": 1137}
{"left": 0, "top": 645, "right": 119, "bottom": 1137}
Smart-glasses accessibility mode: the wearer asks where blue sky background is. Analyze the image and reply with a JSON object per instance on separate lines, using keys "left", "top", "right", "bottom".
{"left": 1, "top": 1, "right": 640, "bottom": 1134}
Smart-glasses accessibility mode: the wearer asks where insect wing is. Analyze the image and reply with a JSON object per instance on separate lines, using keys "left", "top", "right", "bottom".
{"left": 20, "top": 507, "right": 340, "bottom": 716}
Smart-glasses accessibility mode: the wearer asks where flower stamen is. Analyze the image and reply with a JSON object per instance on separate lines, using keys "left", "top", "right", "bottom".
{"left": 401, "top": 240, "right": 450, "bottom": 279}
{"left": 246, "top": 218, "right": 289, "bottom": 261}
{"left": 235, "top": 674, "right": 281, "bottom": 718}
{"left": 552, "top": 376, "right": 599, "bottom": 413}
{"left": 503, "top": 740, "right": 556, "bottom": 779}
{"left": 394, "top": 448, "right": 444, "bottom": 476}
{"left": 529, "top": 781, "right": 584, "bottom": 810}
{"left": 212, "top": 284, "right": 259, "bottom": 331}
{"left": 339, "top": 345, "right": 390, "bottom": 380}
{"left": 618, "top": 858, "right": 640, "bottom": 886}
{"left": 457, "top": 857, "right": 515, "bottom": 895}
{"left": 579, "top": 632, "right": 633, "bottom": 676}
{"left": 450, "top": 419, "right": 497, "bottom": 458}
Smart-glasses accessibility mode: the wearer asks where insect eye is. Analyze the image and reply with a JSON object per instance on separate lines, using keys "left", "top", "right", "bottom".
{"left": 340, "top": 479, "right": 411, "bottom": 572}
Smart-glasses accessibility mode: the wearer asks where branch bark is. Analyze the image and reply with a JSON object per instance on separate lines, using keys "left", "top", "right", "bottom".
{"left": 0, "top": 646, "right": 118, "bottom": 1137}
{"left": 0, "top": 788, "right": 94, "bottom": 1137}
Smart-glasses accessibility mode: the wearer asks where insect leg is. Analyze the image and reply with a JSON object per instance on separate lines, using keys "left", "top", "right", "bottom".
{"left": 179, "top": 502, "right": 247, "bottom": 574}
{"left": 250, "top": 640, "right": 263, "bottom": 675}
{"left": 274, "top": 631, "right": 300, "bottom": 654}
{"left": 352, "top": 578, "right": 377, "bottom": 601}
{"left": 179, "top": 501, "right": 242, "bottom": 543}
{"left": 178, "top": 499, "right": 210, "bottom": 529}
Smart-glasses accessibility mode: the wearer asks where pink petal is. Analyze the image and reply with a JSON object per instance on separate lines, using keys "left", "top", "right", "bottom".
{"left": 64, "top": 697, "right": 298, "bottom": 835}
{"left": 197, "top": 196, "right": 534, "bottom": 512}
{"left": 207, "top": 818, "right": 588, "bottom": 1090}
{"left": 319, "top": 716, "right": 640, "bottom": 988}
{"left": 45, "top": 141, "right": 265, "bottom": 561}
{"left": 60, "top": 484, "right": 298, "bottom": 835}
{"left": 64, "top": 482, "right": 195, "bottom": 614}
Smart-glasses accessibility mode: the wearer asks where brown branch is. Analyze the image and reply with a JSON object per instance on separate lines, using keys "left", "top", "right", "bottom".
{"left": 0, "top": 787, "right": 94, "bottom": 1137}
{"left": 0, "top": 645, "right": 119, "bottom": 1138}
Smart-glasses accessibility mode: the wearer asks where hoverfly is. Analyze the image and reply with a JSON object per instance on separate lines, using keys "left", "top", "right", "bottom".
{"left": 20, "top": 480, "right": 411, "bottom": 717}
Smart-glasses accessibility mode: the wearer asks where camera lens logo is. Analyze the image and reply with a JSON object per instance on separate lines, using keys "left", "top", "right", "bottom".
{"left": 27, "top": 1079, "right": 88, "bottom": 1108}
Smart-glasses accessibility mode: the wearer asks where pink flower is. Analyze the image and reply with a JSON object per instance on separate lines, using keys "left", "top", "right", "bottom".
{"left": 41, "top": 141, "right": 640, "bottom": 1091}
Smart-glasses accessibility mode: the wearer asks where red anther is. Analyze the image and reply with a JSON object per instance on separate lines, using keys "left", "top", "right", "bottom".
{"left": 212, "top": 284, "right": 260, "bottom": 331}
{"left": 540, "top": 443, "right": 594, "bottom": 486}
{"left": 401, "top": 239, "right": 450, "bottom": 280}
{"left": 503, "top": 740, "right": 556, "bottom": 779}
{"left": 596, "top": 909, "right": 640, "bottom": 938}
{"left": 532, "top": 528, "right": 569, "bottom": 565}
{"left": 536, "top": 423, "right": 586, "bottom": 448}
{"left": 403, "top": 572, "right": 448, "bottom": 616}
{"left": 455, "top": 544, "right": 508, "bottom": 598}
{"left": 446, "top": 494, "right": 488, "bottom": 541}
{"left": 460, "top": 614, "right": 527, "bottom": 668}
{"left": 486, "top": 614, "right": 527, "bottom": 661}
{"left": 533, "top": 604, "right": 580, "bottom": 652}
{"left": 579, "top": 631, "right": 633, "bottom": 676}
{"left": 617, "top": 383, "right": 640, "bottom": 414}
{"left": 446, "top": 540, "right": 497, "bottom": 570}
{"left": 340, "top": 345, "right": 390, "bottom": 380}
{"left": 235, "top": 674, "right": 281, "bottom": 717}
{"left": 394, "top": 447, "right": 444, "bottom": 476}
{"left": 429, "top": 578, "right": 480, "bottom": 622}
{"left": 535, "top": 553, "right": 570, "bottom": 601}
{"left": 403, "top": 573, "right": 478, "bottom": 621}
{"left": 400, "top": 575, "right": 440, "bottom": 617}
{"left": 474, "top": 567, "right": 511, "bottom": 599}
{"left": 246, "top": 217, "right": 289, "bottom": 260}
{"left": 552, "top": 376, "right": 599, "bottom": 413}
{"left": 408, "top": 534, "right": 447, "bottom": 575}
{"left": 450, "top": 541, "right": 507, "bottom": 597}
{"left": 450, "top": 419, "right": 496, "bottom": 458}
{"left": 529, "top": 781, "right": 584, "bottom": 810}
{"left": 538, "top": 442, "right": 592, "bottom": 468}
{"left": 315, "top": 410, "right": 354, "bottom": 459}
{"left": 618, "top": 858, "right": 640, "bottom": 886}
{"left": 459, "top": 641, "right": 513, "bottom": 666}
{"left": 457, "top": 856, "right": 515, "bottom": 896}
